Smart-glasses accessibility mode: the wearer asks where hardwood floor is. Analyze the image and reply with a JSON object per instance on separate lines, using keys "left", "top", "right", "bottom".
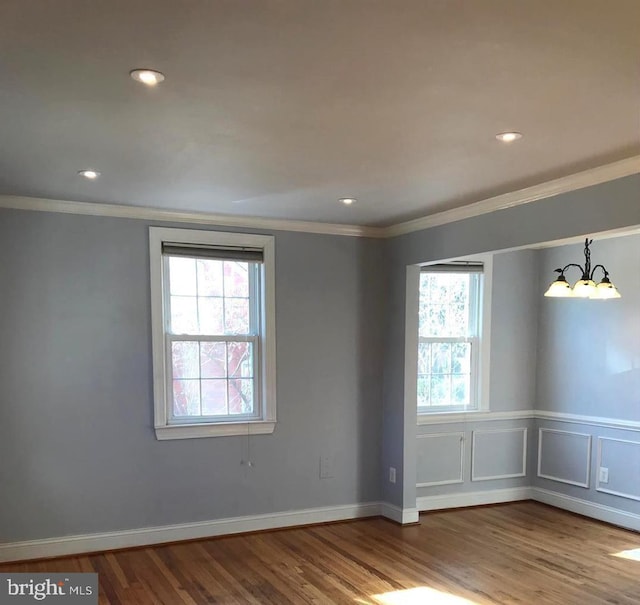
{"left": 2, "top": 502, "right": 639, "bottom": 604}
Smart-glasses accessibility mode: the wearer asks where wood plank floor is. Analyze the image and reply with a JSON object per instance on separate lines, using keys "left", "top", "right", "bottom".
{"left": 2, "top": 502, "right": 639, "bottom": 604}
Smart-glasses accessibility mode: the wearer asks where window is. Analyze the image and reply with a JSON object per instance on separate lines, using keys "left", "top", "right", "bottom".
{"left": 150, "top": 227, "right": 276, "bottom": 439}
{"left": 417, "top": 264, "right": 484, "bottom": 413}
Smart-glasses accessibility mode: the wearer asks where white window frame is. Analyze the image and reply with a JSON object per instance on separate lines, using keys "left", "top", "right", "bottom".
{"left": 405, "top": 254, "right": 493, "bottom": 424}
{"left": 149, "top": 227, "right": 276, "bottom": 440}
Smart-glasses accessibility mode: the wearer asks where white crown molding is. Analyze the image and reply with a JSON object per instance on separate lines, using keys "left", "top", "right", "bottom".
{"left": 0, "top": 195, "right": 386, "bottom": 239}
{"left": 1, "top": 156, "right": 639, "bottom": 239}
{"left": 531, "top": 487, "right": 640, "bottom": 533}
{"left": 0, "top": 501, "right": 381, "bottom": 563}
{"left": 385, "top": 155, "right": 640, "bottom": 237}
{"left": 417, "top": 487, "right": 532, "bottom": 512}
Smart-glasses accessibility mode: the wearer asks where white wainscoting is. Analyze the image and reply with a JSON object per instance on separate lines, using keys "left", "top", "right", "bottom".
{"left": 596, "top": 437, "right": 640, "bottom": 502}
{"left": 532, "top": 488, "right": 640, "bottom": 533}
{"left": 471, "top": 428, "right": 527, "bottom": 481}
{"left": 537, "top": 428, "right": 591, "bottom": 488}
{"left": 416, "top": 432, "right": 465, "bottom": 487}
{"left": 417, "top": 487, "right": 532, "bottom": 511}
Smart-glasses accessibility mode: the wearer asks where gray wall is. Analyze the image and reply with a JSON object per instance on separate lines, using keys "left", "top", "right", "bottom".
{"left": 537, "top": 235, "right": 640, "bottom": 420}
{"left": 383, "top": 173, "right": 640, "bottom": 508}
{"left": 0, "top": 209, "right": 386, "bottom": 542}
{"left": 2, "top": 171, "right": 640, "bottom": 543}
{"left": 416, "top": 248, "right": 539, "bottom": 500}
{"left": 489, "top": 249, "right": 539, "bottom": 412}
{"left": 534, "top": 234, "right": 640, "bottom": 517}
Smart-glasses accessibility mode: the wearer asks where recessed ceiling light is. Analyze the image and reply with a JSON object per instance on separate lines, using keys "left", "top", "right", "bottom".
{"left": 339, "top": 197, "right": 357, "bottom": 205}
{"left": 495, "top": 131, "right": 523, "bottom": 143}
{"left": 130, "top": 69, "right": 165, "bottom": 86}
{"left": 77, "top": 169, "right": 101, "bottom": 180}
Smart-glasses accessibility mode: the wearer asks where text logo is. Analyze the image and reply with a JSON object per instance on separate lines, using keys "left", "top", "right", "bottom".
{"left": 0, "top": 574, "right": 97, "bottom": 604}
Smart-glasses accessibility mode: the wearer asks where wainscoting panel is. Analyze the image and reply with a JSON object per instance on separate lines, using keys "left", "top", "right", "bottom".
{"left": 416, "top": 432, "right": 464, "bottom": 487}
{"left": 537, "top": 428, "right": 591, "bottom": 488}
{"left": 596, "top": 437, "right": 640, "bottom": 502}
{"left": 471, "top": 428, "right": 527, "bottom": 481}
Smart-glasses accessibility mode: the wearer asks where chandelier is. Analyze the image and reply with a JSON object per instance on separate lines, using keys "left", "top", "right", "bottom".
{"left": 544, "top": 238, "right": 621, "bottom": 299}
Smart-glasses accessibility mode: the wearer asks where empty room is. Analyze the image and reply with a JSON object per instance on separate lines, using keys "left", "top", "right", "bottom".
{"left": 1, "top": 1, "right": 639, "bottom": 604}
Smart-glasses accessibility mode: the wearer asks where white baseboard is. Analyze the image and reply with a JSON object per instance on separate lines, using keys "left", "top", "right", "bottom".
{"left": 380, "top": 502, "right": 420, "bottom": 524}
{"left": 0, "top": 502, "right": 380, "bottom": 563}
{"left": 531, "top": 488, "right": 640, "bottom": 533}
{"left": 417, "top": 487, "right": 532, "bottom": 511}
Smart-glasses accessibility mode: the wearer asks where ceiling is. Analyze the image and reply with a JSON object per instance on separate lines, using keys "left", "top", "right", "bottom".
{"left": 1, "top": 1, "right": 639, "bottom": 227}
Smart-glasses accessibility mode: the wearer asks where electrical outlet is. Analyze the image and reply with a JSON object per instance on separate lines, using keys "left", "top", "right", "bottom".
{"left": 599, "top": 467, "right": 609, "bottom": 484}
{"left": 320, "top": 455, "right": 334, "bottom": 479}
{"left": 389, "top": 467, "right": 396, "bottom": 484}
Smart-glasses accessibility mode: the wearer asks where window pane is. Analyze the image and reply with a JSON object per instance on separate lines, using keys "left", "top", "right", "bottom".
{"left": 202, "top": 379, "right": 228, "bottom": 415}
{"left": 423, "top": 304, "right": 447, "bottom": 337}
{"left": 173, "top": 379, "right": 200, "bottom": 416}
{"left": 197, "top": 259, "right": 223, "bottom": 296}
{"left": 229, "top": 379, "right": 254, "bottom": 414}
{"left": 417, "top": 377, "right": 430, "bottom": 408}
{"left": 430, "top": 374, "right": 450, "bottom": 406}
{"left": 452, "top": 375, "right": 470, "bottom": 405}
{"left": 170, "top": 296, "right": 198, "bottom": 334}
{"left": 228, "top": 341, "right": 253, "bottom": 377}
{"left": 200, "top": 342, "right": 226, "bottom": 378}
{"left": 431, "top": 343, "right": 451, "bottom": 374}
{"left": 171, "top": 341, "right": 200, "bottom": 379}
{"left": 418, "top": 272, "right": 471, "bottom": 338}
{"left": 451, "top": 343, "right": 471, "bottom": 374}
{"left": 198, "top": 297, "right": 224, "bottom": 334}
{"left": 169, "top": 257, "right": 197, "bottom": 296}
{"left": 224, "top": 262, "right": 249, "bottom": 297}
{"left": 418, "top": 342, "right": 431, "bottom": 375}
{"left": 224, "top": 298, "right": 250, "bottom": 334}
{"left": 447, "top": 303, "right": 469, "bottom": 336}
{"left": 425, "top": 274, "right": 448, "bottom": 304}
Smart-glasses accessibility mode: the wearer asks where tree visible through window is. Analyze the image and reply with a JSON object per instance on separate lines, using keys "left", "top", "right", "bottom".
{"left": 167, "top": 256, "right": 259, "bottom": 420}
{"left": 417, "top": 267, "right": 482, "bottom": 412}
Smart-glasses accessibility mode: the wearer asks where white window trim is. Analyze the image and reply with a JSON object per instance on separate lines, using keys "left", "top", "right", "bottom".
{"left": 405, "top": 254, "right": 493, "bottom": 423}
{"left": 149, "top": 227, "right": 276, "bottom": 440}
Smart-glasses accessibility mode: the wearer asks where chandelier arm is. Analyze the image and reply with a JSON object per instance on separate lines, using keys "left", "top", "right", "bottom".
{"left": 589, "top": 264, "right": 609, "bottom": 281}
{"left": 559, "top": 263, "right": 585, "bottom": 277}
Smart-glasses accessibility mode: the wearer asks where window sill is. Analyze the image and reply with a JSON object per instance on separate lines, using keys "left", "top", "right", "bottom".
{"left": 155, "top": 421, "right": 276, "bottom": 440}
{"left": 417, "top": 410, "right": 535, "bottom": 425}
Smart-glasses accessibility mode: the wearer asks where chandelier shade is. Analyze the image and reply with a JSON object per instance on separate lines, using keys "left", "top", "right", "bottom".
{"left": 543, "top": 238, "right": 621, "bottom": 300}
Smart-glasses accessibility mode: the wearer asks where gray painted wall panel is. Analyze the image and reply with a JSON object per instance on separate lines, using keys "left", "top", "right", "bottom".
{"left": 597, "top": 437, "right": 640, "bottom": 501}
{"left": 472, "top": 429, "right": 527, "bottom": 481}
{"left": 537, "top": 429, "right": 591, "bottom": 488}
{"left": 0, "top": 209, "right": 385, "bottom": 542}
{"left": 416, "top": 433, "right": 464, "bottom": 487}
